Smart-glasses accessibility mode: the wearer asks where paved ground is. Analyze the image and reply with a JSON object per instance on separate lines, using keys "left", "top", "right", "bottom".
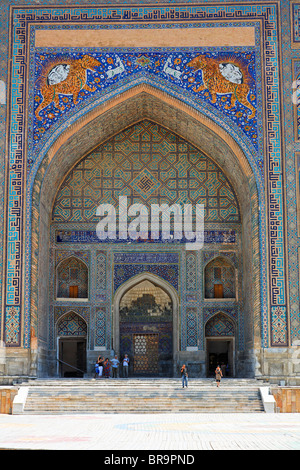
{"left": 0, "top": 412, "right": 300, "bottom": 451}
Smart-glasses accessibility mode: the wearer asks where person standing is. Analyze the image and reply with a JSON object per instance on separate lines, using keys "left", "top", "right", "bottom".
{"left": 122, "top": 354, "right": 129, "bottom": 378}
{"left": 111, "top": 355, "right": 120, "bottom": 378}
{"left": 103, "top": 358, "right": 111, "bottom": 378}
{"left": 94, "top": 361, "right": 100, "bottom": 378}
{"left": 98, "top": 356, "right": 104, "bottom": 378}
{"left": 94, "top": 355, "right": 103, "bottom": 378}
{"left": 181, "top": 364, "right": 188, "bottom": 388}
{"left": 215, "top": 365, "right": 223, "bottom": 387}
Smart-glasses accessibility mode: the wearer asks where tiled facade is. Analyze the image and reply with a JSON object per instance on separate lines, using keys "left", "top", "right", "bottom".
{"left": 0, "top": 0, "right": 300, "bottom": 383}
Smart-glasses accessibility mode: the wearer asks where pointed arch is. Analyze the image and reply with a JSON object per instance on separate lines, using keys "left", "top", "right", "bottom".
{"left": 56, "top": 255, "right": 89, "bottom": 300}
{"left": 27, "top": 83, "right": 262, "bottom": 375}
{"left": 204, "top": 257, "right": 236, "bottom": 300}
{"left": 56, "top": 310, "right": 88, "bottom": 337}
{"left": 205, "top": 312, "right": 236, "bottom": 337}
{"left": 113, "top": 272, "right": 179, "bottom": 371}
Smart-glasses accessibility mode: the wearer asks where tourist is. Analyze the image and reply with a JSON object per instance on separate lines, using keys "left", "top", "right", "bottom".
{"left": 94, "top": 355, "right": 103, "bottom": 378}
{"left": 221, "top": 362, "right": 226, "bottom": 377}
{"left": 122, "top": 354, "right": 129, "bottom": 378}
{"left": 94, "top": 361, "right": 99, "bottom": 378}
{"left": 98, "top": 356, "right": 104, "bottom": 378}
{"left": 215, "top": 365, "right": 223, "bottom": 387}
{"left": 111, "top": 355, "right": 120, "bottom": 378}
{"left": 103, "top": 358, "right": 111, "bottom": 378}
{"left": 181, "top": 364, "right": 188, "bottom": 388}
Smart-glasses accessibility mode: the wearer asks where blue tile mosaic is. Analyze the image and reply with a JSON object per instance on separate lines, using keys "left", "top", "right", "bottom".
{"left": 0, "top": 2, "right": 293, "bottom": 353}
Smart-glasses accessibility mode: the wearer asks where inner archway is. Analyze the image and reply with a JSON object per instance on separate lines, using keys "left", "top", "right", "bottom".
{"left": 56, "top": 311, "right": 87, "bottom": 378}
{"left": 114, "top": 273, "right": 179, "bottom": 377}
{"left": 205, "top": 313, "right": 236, "bottom": 377}
{"left": 30, "top": 86, "right": 261, "bottom": 378}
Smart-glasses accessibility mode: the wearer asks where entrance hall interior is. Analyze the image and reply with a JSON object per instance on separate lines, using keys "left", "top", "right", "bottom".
{"left": 206, "top": 339, "right": 234, "bottom": 378}
{"left": 38, "top": 113, "right": 257, "bottom": 379}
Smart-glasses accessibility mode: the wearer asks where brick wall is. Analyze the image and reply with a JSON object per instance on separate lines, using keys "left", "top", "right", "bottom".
{"left": 272, "top": 388, "right": 300, "bottom": 413}
{"left": 0, "top": 388, "right": 18, "bottom": 414}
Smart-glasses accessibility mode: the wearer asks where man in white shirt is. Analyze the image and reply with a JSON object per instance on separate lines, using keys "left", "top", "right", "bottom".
{"left": 111, "top": 355, "right": 120, "bottom": 378}
{"left": 122, "top": 354, "right": 129, "bottom": 378}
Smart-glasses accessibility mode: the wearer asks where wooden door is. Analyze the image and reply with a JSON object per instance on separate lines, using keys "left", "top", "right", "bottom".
{"left": 214, "top": 283, "right": 224, "bottom": 298}
{"left": 69, "top": 285, "right": 78, "bottom": 298}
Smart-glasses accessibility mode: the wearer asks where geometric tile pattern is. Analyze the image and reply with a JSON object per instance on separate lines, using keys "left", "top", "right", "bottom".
{"left": 186, "top": 253, "right": 197, "bottom": 291}
{"left": 204, "top": 257, "right": 235, "bottom": 299}
{"left": 56, "top": 256, "right": 88, "bottom": 299}
{"left": 186, "top": 307, "right": 198, "bottom": 347}
{"left": 114, "top": 260, "right": 179, "bottom": 293}
{"left": 205, "top": 313, "right": 235, "bottom": 337}
{"left": 51, "top": 306, "right": 90, "bottom": 349}
{"left": 96, "top": 252, "right": 106, "bottom": 292}
{"left": 292, "top": 61, "right": 300, "bottom": 141}
{"left": 57, "top": 311, "right": 87, "bottom": 337}
{"left": 1, "top": 3, "right": 292, "bottom": 354}
{"left": 95, "top": 308, "right": 106, "bottom": 348}
{"left": 292, "top": 2, "right": 300, "bottom": 45}
{"left": 4, "top": 306, "right": 21, "bottom": 346}
{"left": 282, "top": 2, "right": 300, "bottom": 345}
{"left": 53, "top": 121, "right": 241, "bottom": 224}
{"left": 271, "top": 306, "right": 288, "bottom": 346}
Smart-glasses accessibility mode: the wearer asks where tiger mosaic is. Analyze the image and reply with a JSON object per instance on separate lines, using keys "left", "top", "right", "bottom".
{"left": 186, "top": 54, "right": 256, "bottom": 119}
{"left": 35, "top": 55, "right": 102, "bottom": 121}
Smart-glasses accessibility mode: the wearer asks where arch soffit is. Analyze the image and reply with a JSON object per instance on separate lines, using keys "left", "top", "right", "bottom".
{"left": 56, "top": 254, "right": 89, "bottom": 271}
{"left": 113, "top": 272, "right": 180, "bottom": 355}
{"left": 204, "top": 311, "right": 237, "bottom": 330}
{"left": 36, "top": 84, "right": 257, "bottom": 217}
{"left": 114, "top": 272, "right": 179, "bottom": 309}
{"left": 204, "top": 255, "right": 237, "bottom": 270}
{"left": 55, "top": 310, "right": 88, "bottom": 329}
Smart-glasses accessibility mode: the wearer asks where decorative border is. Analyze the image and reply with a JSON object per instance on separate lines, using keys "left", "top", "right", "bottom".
{"left": 296, "top": 153, "right": 300, "bottom": 237}
{"left": 291, "top": 1, "right": 300, "bottom": 48}
{"left": 2, "top": 2, "right": 288, "bottom": 349}
{"left": 292, "top": 59, "right": 300, "bottom": 141}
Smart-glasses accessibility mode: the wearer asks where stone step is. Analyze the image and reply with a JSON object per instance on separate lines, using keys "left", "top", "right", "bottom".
{"left": 24, "top": 392, "right": 262, "bottom": 400}
{"left": 22, "top": 406, "right": 265, "bottom": 414}
{"left": 23, "top": 405, "right": 264, "bottom": 413}
{"left": 24, "top": 394, "right": 262, "bottom": 401}
{"left": 19, "top": 378, "right": 265, "bottom": 414}
{"left": 24, "top": 399, "right": 264, "bottom": 412}
{"left": 25, "top": 378, "right": 261, "bottom": 386}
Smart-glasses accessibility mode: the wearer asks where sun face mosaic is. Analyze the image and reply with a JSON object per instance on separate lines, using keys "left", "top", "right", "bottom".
{"left": 32, "top": 50, "right": 258, "bottom": 155}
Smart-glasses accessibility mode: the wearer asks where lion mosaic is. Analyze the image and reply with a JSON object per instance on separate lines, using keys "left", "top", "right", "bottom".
{"left": 187, "top": 55, "right": 256, "bottom": 119}
{"left": 35, "top": 55, "right": 101, "bottom": 121}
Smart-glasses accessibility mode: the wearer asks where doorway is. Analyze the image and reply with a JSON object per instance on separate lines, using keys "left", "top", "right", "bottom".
{"left": 58, "top": 337, "right": 87, "bottom": 377}
{"left": 206, "top": 338, "right": 234, "bottom": 377}
{"left": 116, "top": 275, "right": 177, "bottom": 377}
